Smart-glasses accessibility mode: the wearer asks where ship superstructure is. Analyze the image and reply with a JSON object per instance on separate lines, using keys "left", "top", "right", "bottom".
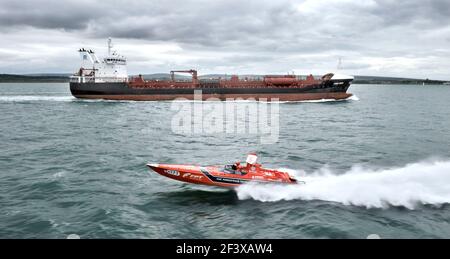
{"left": 70, "top": 38, "right": 127, "bottom": 83}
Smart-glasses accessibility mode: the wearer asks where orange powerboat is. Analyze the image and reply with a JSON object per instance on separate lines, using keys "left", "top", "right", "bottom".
{"left": 147, "top": 154, "right": 300, "bottom": 188}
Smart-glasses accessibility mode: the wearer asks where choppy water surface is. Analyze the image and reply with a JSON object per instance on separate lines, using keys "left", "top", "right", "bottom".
{"left": 1, "top": 83, "right": 450, "bottom": 238}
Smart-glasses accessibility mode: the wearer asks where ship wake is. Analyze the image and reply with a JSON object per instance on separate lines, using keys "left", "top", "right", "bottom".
{"left": 168, "top": 95, "right": 359, "bottom": 104}
{"left": 287, "top": 94, "right": 359, "bottom": 103}
{"left": 236, "top": 159, "right": 450, "bottom": 209}
{"left": 0, "top": 95, "right": 135, "bottom": 103}
{"left": 0, "top": 95, "right": 75, "bottom": 102}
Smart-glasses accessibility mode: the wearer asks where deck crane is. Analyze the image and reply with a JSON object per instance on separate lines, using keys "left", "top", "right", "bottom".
{"left": 170, "top": 70, "right": 199, "bottom": 85}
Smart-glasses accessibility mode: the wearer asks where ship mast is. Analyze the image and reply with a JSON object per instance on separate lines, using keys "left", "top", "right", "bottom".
{"left": 337, "top": 57, "right": 343, "bottom": 70}
{"left": 108, "top": 38, "right": 113, "bottom": 56}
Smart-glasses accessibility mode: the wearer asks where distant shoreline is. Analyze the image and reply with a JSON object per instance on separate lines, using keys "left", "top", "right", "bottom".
{"left": 0, "top": 74, "right": 448, "bottom": 85}
{"left": 0, "top": 74, "right": 69, "bottom": 83}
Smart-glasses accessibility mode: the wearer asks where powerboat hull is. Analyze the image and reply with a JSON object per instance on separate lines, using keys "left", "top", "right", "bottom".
{"left": 147, "top": 163, "right": 298, "bottom": 188}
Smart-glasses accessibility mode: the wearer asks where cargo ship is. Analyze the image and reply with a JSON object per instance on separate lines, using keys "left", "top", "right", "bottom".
{"left": 70, "top": 39, "right": 354, "bottom": 101}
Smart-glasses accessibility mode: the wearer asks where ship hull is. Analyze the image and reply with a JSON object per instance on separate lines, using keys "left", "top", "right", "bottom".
{"left": 70, "top": 81, "right": 352, "bottom": 101}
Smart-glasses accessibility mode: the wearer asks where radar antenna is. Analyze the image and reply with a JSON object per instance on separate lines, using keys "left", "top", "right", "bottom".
{"left": 108, "top": 38, "right": 113, "bottom": 56}
{"left": 337, "top": 57, "right": 343, "bottom": 70}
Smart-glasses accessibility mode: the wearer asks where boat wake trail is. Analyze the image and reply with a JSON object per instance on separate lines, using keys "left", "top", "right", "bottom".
{"left": 0, "top": 95, "right": 134, "bottom": 103}
{"left": 0, "top": 95, "right": 75, "bottom": 102}
{"left": 236, "top": 160, "right": 450, "bottom": 209}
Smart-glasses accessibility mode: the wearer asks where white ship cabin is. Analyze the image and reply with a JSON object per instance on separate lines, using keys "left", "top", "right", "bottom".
{"left": 70, "top": 38, "right": 128, "bottom": 83}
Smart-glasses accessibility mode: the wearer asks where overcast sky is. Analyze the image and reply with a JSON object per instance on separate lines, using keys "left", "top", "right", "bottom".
{"left": 0, "top": 0, "right": 449, "bottom": 79}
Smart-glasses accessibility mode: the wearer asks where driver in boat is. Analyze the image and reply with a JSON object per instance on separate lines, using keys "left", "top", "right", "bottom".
{"left": 231, "top": 162, "right": 244, "bottom": 175}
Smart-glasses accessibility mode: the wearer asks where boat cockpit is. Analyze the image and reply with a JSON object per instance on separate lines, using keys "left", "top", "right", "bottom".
{"left": 222, "top": 164, "right": 247, "bottom": 175}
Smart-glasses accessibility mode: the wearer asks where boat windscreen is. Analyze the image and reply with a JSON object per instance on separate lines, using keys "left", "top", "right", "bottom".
{"left": 222, "top": 165, "right": 236, "bottom": 174}
{"left": 222, "top": 165, "right": 247, "bottom": 175}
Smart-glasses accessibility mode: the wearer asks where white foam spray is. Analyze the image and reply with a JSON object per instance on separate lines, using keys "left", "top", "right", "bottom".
{"left": 0, "top": 95, "right": 133, "bottom": 103}
{"left": 278, "top": 95, "right": 359, "bottom": 103}
{"left": 236, "top": 160, "right": 450, "bottom": 209}
{"left": 169, "top": 95, "right": 359, "bottom": 104}
{"left": 0, "top": 95, "right": 359, "bottom": 103}
{"left": 347, "top": 95, "right": 360, "bottom": 101}
{"left": 0, "top": 95, "right": 75, "bottom": 102}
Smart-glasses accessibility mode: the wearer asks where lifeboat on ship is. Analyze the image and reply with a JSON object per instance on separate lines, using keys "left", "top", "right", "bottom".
{"left": 147, "top": 154, "right": 300, "bottom": 188}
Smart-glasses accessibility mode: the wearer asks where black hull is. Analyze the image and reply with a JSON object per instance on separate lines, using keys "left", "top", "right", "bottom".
{"left": 70, "top": 81, "right": 352, "bottom": 101}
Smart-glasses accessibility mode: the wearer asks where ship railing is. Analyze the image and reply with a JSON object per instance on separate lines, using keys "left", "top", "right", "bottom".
{"left": 69, "top": 76, "right": 128, "bottom": 83}
{"left": 69, "top": 76, "right": 87, "bottom": 83}
{"left": 69, "top": 76, "right": 96, "bottom": 83}
{"left": 94, "top": 77, "right": 128, "bottom": 83}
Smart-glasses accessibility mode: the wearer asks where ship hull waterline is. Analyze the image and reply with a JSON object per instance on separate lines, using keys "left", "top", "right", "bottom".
{"left": 70, "top": 82, "right": 353, "bottom": 101}
{"left": 71, "top": 93, "right": 352, "bottom": 101}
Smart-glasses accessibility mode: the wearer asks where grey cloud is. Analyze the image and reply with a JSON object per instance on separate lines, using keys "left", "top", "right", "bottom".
{"left": 0, "top": 1, "right": 95, "bottom": 30}
{"left": 371, "top": 0, "right": 450, "bottom": 28}
{"left": 0, "top": 0, "right": 449, "bottom": 79}
{"left": 1, "top": 0, "right": 448, "bottom": 51}
{"left": 340, "top": 62, "right": 372, "bottom": 70}
{"left": 0, "top": 52, "right": 16, "bottom": 62}
{"left": 89, "top": 1, "right": 302, "bottom": 48}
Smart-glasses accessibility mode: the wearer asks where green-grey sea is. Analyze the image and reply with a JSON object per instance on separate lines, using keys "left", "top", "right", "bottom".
{"left": 1, "top": 83, "right": 450, "bottom": 238}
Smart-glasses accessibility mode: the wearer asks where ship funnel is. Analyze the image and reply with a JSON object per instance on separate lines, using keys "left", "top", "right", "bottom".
{"left": 90, "top": 52, "right": 100, "bottom": 63}
{"left": 79, "top": 49, "right": 94, "bottom": 64}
